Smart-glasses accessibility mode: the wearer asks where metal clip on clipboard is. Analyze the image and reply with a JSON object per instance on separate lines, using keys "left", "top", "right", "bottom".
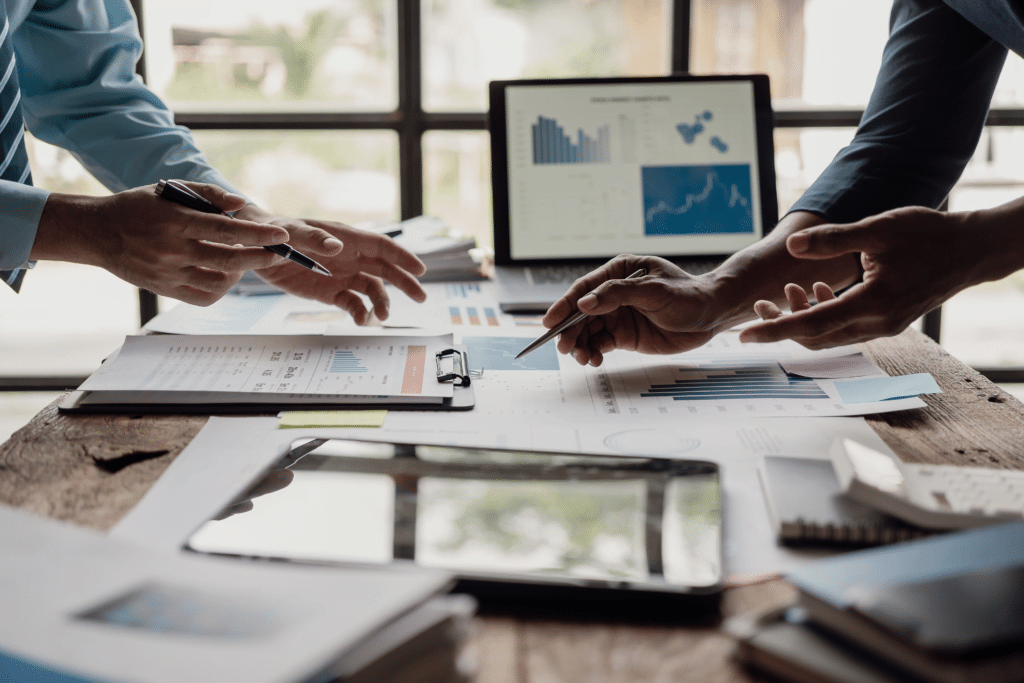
{"left": 435, "top": 348, "right": 471, "bottom": 387}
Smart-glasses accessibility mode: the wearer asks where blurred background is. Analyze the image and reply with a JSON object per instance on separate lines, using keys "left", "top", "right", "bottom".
{"left": 5, "top": 0, "right": 1024, "bottom": 440}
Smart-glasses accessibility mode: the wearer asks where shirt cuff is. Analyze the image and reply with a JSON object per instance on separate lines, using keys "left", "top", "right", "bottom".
{"left": 0, "top": 182, "right": 50, "bottom": 271}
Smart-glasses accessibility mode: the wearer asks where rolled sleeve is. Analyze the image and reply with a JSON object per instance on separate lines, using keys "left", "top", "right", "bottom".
{"left": 791, "top": 0, "right": 1007, "bottom": 224}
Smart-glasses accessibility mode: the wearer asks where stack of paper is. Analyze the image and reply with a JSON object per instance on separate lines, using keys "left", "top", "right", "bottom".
{"left": 386, "top": 216, "right": 483, "bottom": 282}
{"left": 0, "top": 504, "right": 474, "bottom": 683}
{"left": 60, "top": 333, "right": 472, "bottom": 412}
{"left": 728, "top": 522, "right": 1024, "bottom": 683}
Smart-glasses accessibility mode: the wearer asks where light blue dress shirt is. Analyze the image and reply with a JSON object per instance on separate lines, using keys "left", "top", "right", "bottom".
{"left": 0, "top": 0, "right": 241, "bottom": 273}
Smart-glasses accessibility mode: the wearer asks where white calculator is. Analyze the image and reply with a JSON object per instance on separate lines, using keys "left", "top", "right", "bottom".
{"left": 830, "top": 438, "right": 1024, "bottom": 530}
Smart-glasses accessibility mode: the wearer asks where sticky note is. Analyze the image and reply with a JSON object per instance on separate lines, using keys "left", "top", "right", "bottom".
{"left": 278, "top": 410, "right": 388, "bottom": 429}
{"left": 834, "top": 373, "right": 941, "bottom": 404}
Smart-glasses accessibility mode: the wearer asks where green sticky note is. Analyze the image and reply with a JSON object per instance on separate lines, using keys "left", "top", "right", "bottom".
{"left": 278, "top": 410, "right": 388, "bottom": 429}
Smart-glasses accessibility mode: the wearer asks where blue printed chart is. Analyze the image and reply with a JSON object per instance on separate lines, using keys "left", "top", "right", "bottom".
{"left": 329, "top": 350, "right": 368, "bottom": 373}
{"left": 641, "top": 164, "right": 754, "bottom": 236}
{"left": 641, "top": 359, "right": 827, "bottom": 401}
{"left": 580, "top": 335, "right": 927, "bottom": 418}
{"left": 462, "top": 336, "right": 560, "bottom": 371}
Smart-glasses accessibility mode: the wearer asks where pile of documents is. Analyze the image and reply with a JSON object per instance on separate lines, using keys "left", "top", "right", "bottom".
{"left": 385, "top": 216, "right": 483, "bottom": 282}
{"left": 727, "top": 521, "right": 1024, "bottom": 683}
{"left": 0, "top": 505, "right": 475, "bottom": 683}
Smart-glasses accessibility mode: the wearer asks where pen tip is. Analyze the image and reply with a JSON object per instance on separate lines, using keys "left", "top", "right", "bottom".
{"left": 315, "top": 266, "right": 332, "bottom": 276}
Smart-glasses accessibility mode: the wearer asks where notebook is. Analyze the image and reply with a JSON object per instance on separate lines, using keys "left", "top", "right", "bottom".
{"left": 488, "top": 74, "right": 778, "bottom": 311}
{"left": 759, "top": 456, "right": 928, "bottom": 545}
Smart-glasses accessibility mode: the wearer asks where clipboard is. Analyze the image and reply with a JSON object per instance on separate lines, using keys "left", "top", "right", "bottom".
{"left": 58, "top": 345, "right": 475, "bottom": 414}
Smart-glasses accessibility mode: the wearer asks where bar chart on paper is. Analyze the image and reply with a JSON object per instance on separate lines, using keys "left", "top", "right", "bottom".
{"left": 579, "top": 336, "right": 918, "bottom": 418}
{"left": 641, "top": 358, "right": 827, "bottom": 401}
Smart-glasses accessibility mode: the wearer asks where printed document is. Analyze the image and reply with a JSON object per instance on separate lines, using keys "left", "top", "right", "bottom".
{"left": 80, "top": 334, "right": 455, "bottom": 400}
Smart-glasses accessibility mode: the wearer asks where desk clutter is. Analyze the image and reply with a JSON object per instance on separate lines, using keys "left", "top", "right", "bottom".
{"left": 0, "top": 506, "right": 474, "bottom": 683}
{"left": 6, "top": 218, "right": 1019, "bottom": 683}
{"left": 728, "top": 522, "right": 1024, "bottom": 683}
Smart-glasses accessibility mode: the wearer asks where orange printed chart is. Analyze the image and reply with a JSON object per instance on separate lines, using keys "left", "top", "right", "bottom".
{"left": 401, "top": 345, "right": 426, "bottom": 395}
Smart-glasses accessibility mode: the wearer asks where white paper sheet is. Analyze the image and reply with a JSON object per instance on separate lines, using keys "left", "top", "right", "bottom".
{"left": 1, "top": 505, "right": 451, "bottom": 683}
{"left": 80, "top": 334, "right": 454, "bottom": 400}
{"left": 112, "top": 415, "right": 897, "bottom": 582}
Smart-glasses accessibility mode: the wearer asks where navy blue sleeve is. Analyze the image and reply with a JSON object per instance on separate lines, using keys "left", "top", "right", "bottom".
{"left": 790, "top": 0, "right": 1008, "bottom": 223}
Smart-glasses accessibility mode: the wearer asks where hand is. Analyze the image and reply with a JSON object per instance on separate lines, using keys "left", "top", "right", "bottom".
{"left": 32, "top": 183, "right": 290, "bottom": 305}
{"left": 542, "top": 254, "right": 721, "bottom": 366}
{"left": 739, "top": 206, "right": 983, "bottom": 349}
{"left": 237, "top": 206, "right": 427, "bottom": 325}
{"left": 213, "top": 468, "right": 294, "bottom": 520}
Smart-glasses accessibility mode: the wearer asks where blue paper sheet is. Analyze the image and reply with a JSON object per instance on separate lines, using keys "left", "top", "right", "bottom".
{"left": 834, "top": 373, "right": 941, "bottom": 404}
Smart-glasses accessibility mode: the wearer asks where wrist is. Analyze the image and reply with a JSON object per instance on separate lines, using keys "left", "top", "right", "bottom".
{"left": 961, "top": 198, "right": 1024, "bottom": 285}
{"left": 30, "top": 193, "right": 106, "bottom": 266}
{"left": 702, "top": 211, "right": 837, "bottom": 331}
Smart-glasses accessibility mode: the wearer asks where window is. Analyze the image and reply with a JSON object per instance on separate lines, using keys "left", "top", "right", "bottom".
{"left": 7, "top": 0, "right": 1024, "bottom": 391}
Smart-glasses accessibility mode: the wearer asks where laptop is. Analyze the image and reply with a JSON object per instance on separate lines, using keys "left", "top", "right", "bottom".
{"left": 488, "top": 74, "right": 778, "bottom": 312}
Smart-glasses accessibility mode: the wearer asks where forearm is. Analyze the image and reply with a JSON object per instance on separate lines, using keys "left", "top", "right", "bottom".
{"left": 704, "top": 211, "right": 862, "bottom": 331}
{"left": 959, "top": 196, "right": 1024, "bottom": 287}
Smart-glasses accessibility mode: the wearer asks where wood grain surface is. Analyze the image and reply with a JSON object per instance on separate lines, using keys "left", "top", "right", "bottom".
{"left": 2, "top": 328, "right": 1021, "bottom": 683}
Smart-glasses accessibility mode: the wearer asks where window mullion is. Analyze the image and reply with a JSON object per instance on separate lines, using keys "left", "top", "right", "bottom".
{"left": 397, "top": 0, "right": 424, "bottom": 219}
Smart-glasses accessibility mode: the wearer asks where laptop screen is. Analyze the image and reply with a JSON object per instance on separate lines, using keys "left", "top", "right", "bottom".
{"left": 489, "top": 75, "right": 777, "bottom": 264}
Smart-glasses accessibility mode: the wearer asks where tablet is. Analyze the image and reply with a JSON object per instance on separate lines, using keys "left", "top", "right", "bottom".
{"left": 186, "top": 439, "right": 724, "bottom": 618}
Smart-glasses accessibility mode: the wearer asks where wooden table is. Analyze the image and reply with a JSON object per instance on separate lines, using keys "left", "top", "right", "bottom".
{"left": 3, "top": 328, "right": 1023, "bottom": 682}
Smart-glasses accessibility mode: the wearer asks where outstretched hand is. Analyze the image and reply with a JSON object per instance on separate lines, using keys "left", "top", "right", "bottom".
{"left": 238, "top": 207, "right": 428, "bottom": 325}
{"left": 739, "top": 206, "right": 982, "bottom": 349}
{"left": 32, "top": 182, "right": 290, "bottom": 306}
{"left": 542, "top": 254, "right": 721, "bottom": 366}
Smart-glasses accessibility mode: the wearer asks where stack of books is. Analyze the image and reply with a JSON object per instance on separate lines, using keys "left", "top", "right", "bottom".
{"left": 727, "top": 521, "right": 1024, "bottom": 683}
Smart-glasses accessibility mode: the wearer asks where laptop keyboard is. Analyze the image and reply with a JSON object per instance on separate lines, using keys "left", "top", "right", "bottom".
{"left": 525, "top": 265, "right": 594, "bottom": 286}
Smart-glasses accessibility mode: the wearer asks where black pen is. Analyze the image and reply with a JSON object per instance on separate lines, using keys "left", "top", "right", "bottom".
{"left": 515, "top": 268, "right": 647, "bottom": 359}
{"left": 155, "top": 179, "right": 332, "bottom": 277}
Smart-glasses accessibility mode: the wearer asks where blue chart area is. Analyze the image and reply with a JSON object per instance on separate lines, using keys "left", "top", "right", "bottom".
{"left": 642, "top": 164, "right": 754, "bottom": 235}
{"left": 642, "top": 359, "right": 827, "bottom": 401}
{"left": 532, "top": 115, "right": 610, "bottom": 164}
{"left": 676, "top": 110, "right": 713, "bottom": 143}
{"left": 462, "top": 336, "right": 560, "bottom": 371}
{"left": 676, "top": 110, "right": 728, "bottom": 153}
{"left": 329, "top": 350, "right": 368, "bottom": 373}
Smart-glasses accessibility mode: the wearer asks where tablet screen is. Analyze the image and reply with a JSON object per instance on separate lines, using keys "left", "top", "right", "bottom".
{"left": 187, "top": 439, "right": 723, "bottom": 606}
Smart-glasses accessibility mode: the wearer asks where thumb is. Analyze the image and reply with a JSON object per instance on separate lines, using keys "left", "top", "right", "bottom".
{"left": 787, "top": 221, "right": 879, "bottom": 260}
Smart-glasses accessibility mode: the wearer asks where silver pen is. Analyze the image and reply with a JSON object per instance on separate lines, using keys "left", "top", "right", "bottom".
{"left": 515, "top": 268, "right": 647, "bottom": 359}
{"left": 155, "top": 179, "right": 332, "bottom": 277}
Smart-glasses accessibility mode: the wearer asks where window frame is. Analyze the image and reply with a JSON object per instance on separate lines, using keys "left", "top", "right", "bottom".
{"left": 5, "top": 0, "right": 1024, "bottom": 390}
